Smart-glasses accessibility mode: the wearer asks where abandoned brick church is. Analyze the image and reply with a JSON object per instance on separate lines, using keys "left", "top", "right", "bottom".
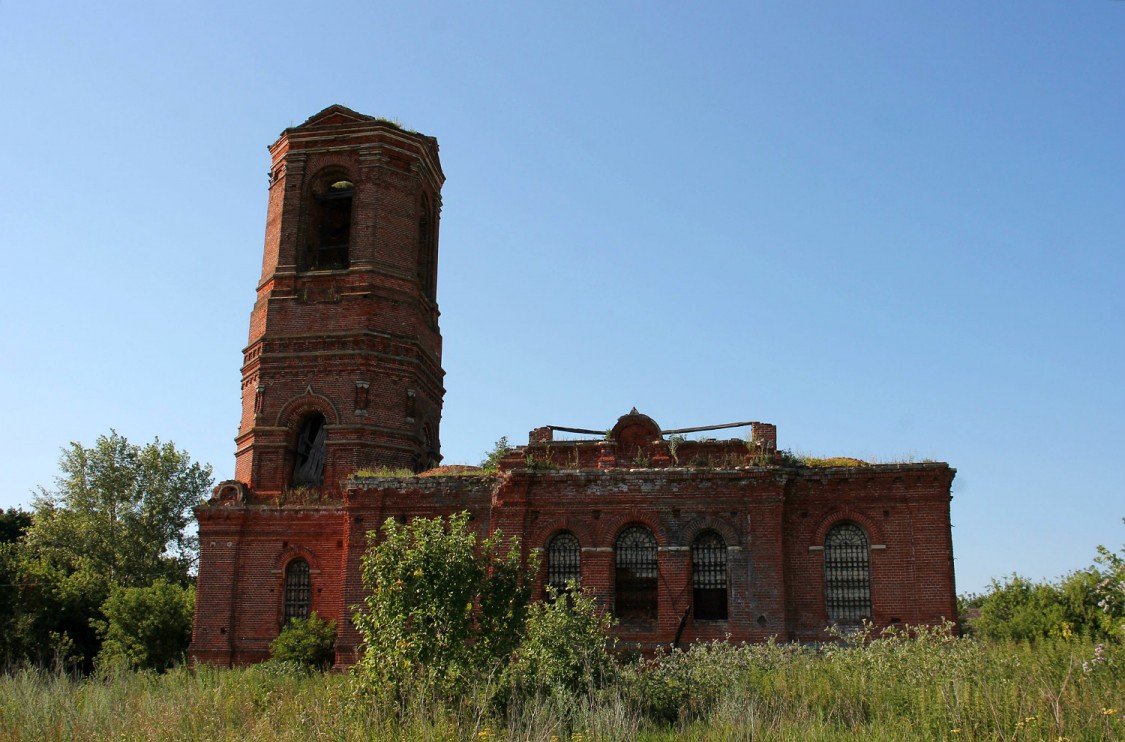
{"left": 189, "top": 105, "right": 958, "bottom": 666}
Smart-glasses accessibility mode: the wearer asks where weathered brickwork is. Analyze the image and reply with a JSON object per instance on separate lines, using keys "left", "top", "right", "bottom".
{"left": 190, "top": 107, "right": 958, "bottom": 667}
{"left": 233, "top": 105, "right": 445, "bottom": 495}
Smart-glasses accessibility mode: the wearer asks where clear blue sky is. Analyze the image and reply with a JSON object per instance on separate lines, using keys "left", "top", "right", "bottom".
{"left": 1, "top": 1, "right": 1121, "bottom": 595}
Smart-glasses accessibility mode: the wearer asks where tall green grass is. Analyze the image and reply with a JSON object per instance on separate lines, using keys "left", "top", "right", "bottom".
{"left": 1, "top": 632, "right": 1121, "bottom": 741}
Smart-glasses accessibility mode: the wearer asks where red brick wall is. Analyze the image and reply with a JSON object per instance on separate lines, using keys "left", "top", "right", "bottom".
{"left": 190, "top": 108, "right": 958, "bottom": 667}
{"left": 234, "top": 106, "right": 446, "bottom": 495}
{"left": 781, "top": 466, "right": 957, "bottom": 638}
{"left": 192, "top": 462, "right": 957, "bottom": 665}
{"left": 192, "top": 502, "right": 349, "bottom": 665}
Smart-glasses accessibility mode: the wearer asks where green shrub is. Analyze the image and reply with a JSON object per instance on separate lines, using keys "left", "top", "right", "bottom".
{"left": 1094, "top": 522, "right": 1125, "bottom": 639}
{"left": 93, "top": 579, "right": 194, "bottom": 672}
{"left": 479, "top": 437, "right": 510, "bottom": 473}
{"left": 352, "top": 511, "right": 534, "bottom": 703}
{"left": 269, "top": 612, "right": 337, "bottom": 670}
{"left": 506, "top": 583, "right": 616, "bottom": 699}
{"left": 968, "top": 570, "right": 1121, "bottom": 642}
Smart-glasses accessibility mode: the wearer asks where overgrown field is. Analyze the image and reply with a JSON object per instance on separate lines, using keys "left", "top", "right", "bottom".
{"left": 1, "top": 631, "right": 1121, "bottom": 741}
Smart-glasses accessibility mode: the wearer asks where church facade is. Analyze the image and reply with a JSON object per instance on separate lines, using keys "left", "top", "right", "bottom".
{"left": 189, "top": 106, "right": 958, "bottom": 666}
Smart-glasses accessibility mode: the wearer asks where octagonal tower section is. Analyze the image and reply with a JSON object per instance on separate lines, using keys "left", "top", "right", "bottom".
{"left": 234, "top": 105, "right": 446, "bottom": 499}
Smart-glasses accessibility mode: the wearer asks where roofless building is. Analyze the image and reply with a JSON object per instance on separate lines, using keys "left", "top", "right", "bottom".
{"left": 190, "top": 106, "right": 957, "bottom": 665}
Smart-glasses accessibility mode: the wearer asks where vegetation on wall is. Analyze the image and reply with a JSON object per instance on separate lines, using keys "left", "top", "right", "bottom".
{"left": 775, "top": 449, "right": 869, "bottom": 468}
{"left": 351, "top": 467, "right": 417, "bottom": 478}
{"left": 479, "top": 436, "right": 511, "bottom": 473}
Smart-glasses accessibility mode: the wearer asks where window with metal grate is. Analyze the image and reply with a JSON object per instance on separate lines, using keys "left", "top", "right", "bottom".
{"left": 692, "top": 530, "right": 728, "bottom": 620}
{"left": 283, "top": 557, "right": 311, "bottom": 623}
{"left": 547, "top": 531, "right": 581, "bottom": 594}
{"left": 615, "top": 525, "right": 658, "bottom": 621}
{"left": 824, "top": 522, "right": 871, "bottom": 625}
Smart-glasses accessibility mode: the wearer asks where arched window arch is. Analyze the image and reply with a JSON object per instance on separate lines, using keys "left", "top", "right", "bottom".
{"left": 824, "top": 522, "right": 871, "bottom": 625}
{"left": 417, "top": 192, "right": 436, "bottom": 301}
{"left": 615, "top": 525, "right": 658, "bottom": 621}
{"left": 292, "top": 413, "right": 327, "bottom": 486}
{"left": 283, "top": 558, "right": 311, "bottom": 623}
{"left": 302, "top": 170, "right": 353, "bottom": 271}
{"left": 692, "top": 530, "right": 728, "bottom": 620}
{"left": 547, "top": 532, "right": 581, "bottom": 593}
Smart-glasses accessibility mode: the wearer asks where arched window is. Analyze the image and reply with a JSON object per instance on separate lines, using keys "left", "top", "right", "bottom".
{"left": 302, "top": 172, "right": 353, "bottom": 271}
{"left": 417, "top": 193, "right": 436, "bottom": 301}
{"left": 824, "top": 522, "right": 871, "bottom": 625}
{"left": 615, "top": 525, "right": 658, "bottom": 621}
{"left": 692, "top": 530, "right": 728, "bottom": 620}
{"left": 283, "top": 558, "right": 311, "bottom": 622}
{"left": 547, "top": 532, "right": 581, "bottom": 593}
{"left": 292, "top": 413, "right": 327, "bottom": 486}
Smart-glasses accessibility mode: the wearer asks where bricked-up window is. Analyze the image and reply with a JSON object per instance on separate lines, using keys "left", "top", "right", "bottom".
{"left": 615, "top": 525, "right": 658, "bottom": 621}
{"left": 292, "top": 414, "right": 327, "bottom": 486}
{"left": 547, "top": 532, "right": 581, "bottom": 593}
{"left": 692, "top": 530, "right": 728, "bottom": 620}
{"left": 417, "top": 193, "right": 436, "bottom": 301}
{"left": 283, "top": 558, "right": 311, "bottom": 622}
{"left": 302, "top": 174, "right": 353, "bottom": 271}
{"left": 824, "top": 522, "right": 872, "bottom": 625}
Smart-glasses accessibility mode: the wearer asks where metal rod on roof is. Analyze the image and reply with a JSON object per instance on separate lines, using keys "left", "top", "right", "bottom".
{"left": 660, "top": 421, "right": 756, "bottom": 435}
{"left": 547, "top": 426, "right": 607, "bottom": 436}
{"left": 547, "top": 421, "right": 757, "bottom": 436}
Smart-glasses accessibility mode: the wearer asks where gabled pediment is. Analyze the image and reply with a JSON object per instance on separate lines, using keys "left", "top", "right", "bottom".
{"left": 297, "top": 104, "right": 376, "bottom": 129}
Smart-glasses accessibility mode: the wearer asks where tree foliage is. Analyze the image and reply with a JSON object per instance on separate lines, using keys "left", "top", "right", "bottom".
{"left": 27, "top": 430, "right": 212, "bottom": 588}
{"left": 964, "top": 520, "right": 1125, "bottom": 643}
{"left": 94, "top": 579, "right": 195, "bottom": 671}
{"left": 0, "top": 542, "right": 25, "bottom": 664}
{"left": 353, "top": 511, "right": 534, "bottom": 700}
{"left": 2, "top": 431, "right": 212, "bottom": 669}
{"left": 968, "top": 574, "right": 1075, "bottom": 641}
{"left": 0, "top": 508, "right": 32, "bottom": 544}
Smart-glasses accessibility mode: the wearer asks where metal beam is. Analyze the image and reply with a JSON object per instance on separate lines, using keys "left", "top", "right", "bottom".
{"left": 660, "top": 421, "right": 756, "bottom": 435}
{"left": 545, "top": 421, "right": 757, "bottom": 437}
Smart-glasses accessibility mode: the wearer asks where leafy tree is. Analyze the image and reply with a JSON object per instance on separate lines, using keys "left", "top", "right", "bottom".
{"left": 27, "top": 430, "right": 212, "bottom": 588}
{"left": 13, "top": 430, "right": 212, "bottom": 668}
{"left": 506, "top": 583, "right": 616, "bottom": 699}
{"left": 93, "top": 579, "right": 195, "bottom": 671}
{"left": 15, "top": 557, "right": 107, "bottom": 669}
{"left": 353, "top": 511, "right": 535, "bottom": 701}
{"left": 0, "top": 509, "right": 34, "bottom": 662}
{"left": 269, "top": 612, "right": 337, "bottom": 670}
{"left": 0, "top": 543, "right": 24, "bottom": 664}
{"left": 0, "top": 508, "right": 32, "bottom": 544}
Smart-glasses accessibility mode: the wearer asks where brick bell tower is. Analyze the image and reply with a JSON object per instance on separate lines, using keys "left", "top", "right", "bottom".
{"left": 234, "top": 105, "right": 445, "bottom": 496}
